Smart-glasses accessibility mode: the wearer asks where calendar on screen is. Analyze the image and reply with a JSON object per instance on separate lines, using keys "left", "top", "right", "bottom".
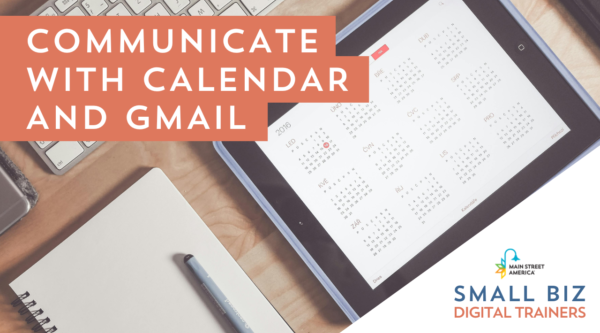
{"left": 365, "top": 133, "right": 414, "bottom": 179}
{"left": 488, "top": 102, "right": 535, "bottom": 149}
{"left": 258, "top": 0, "right": 570, "bottom": 289}
{"left": 423, "top": 23, "right": 469, "bottom": 69}
{"left": 320, "top": 168, "right": 372, "bottom": 220}
{"left": 455, "top": 62, "right": 502, "bottom": 109}
{"left": 377, "top": 58, "right": 425, "bottom": 104}
{"left": 398, "top": 173, "right": 450, "bottom": 225}
{"left": 352, "top": 208, "right": 401, "bottom": 257}
{"left": 291, "top": 127, "right": 340, "bottom": 175}
{"left": 444, "top": 137, "right": 491, "bottom": 185}
{"left": 334, "top": 101, "right": 382, "bottom": 139}
{"left": 413, "top": 97, "right": 461, "bottom": 144}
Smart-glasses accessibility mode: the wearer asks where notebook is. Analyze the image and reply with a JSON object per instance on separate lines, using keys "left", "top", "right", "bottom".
{"left": 9, "top": 168, "right": 292, "bottom": 333}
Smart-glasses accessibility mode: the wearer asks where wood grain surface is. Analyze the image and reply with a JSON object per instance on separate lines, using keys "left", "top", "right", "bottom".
{"left": 1, "top": 0, "right": 600, "bottom": 332}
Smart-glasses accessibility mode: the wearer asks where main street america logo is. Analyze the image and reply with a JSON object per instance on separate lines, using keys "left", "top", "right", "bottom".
{"left": 495, "top": 248, "right": 545, "bottom": 279}
{"left": 495, "top": 248, "right": 520, "bottom": 279}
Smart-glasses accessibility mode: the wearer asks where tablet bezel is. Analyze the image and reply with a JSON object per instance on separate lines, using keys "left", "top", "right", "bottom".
{"left": 221, "top": 0, "right": 600, "bottom": 317}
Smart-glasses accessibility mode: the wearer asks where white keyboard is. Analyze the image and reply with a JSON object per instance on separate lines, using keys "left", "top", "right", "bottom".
{"left": 28, "top": 141, "right": 104, "bottom": 175}
{"left": 33, "top": 0, "right": 284, "bottom": 16}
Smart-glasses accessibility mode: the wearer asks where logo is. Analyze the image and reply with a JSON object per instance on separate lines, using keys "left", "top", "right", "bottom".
{"left": 495, "top": 248, "right": 520, "bottom": 279}
{"left": 494, "top": 249, "right": 545, "bottom": 279}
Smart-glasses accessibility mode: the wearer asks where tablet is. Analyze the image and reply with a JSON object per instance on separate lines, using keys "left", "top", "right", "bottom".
{"left": 215, "top": 0, "right": 600, "bottom": 321}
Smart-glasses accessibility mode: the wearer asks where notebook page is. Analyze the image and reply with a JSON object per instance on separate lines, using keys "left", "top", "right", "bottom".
{"left": 10, "top": 168, "right": 291, "bottom": 333}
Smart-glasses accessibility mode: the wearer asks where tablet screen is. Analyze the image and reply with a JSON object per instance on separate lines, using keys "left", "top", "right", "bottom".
{"left": 257, "top": 0, "right": 569, "bottom": 289}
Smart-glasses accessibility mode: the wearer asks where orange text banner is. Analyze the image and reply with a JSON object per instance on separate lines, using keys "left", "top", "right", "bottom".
{"left": 0, "top": 16, "right": 369, "bottom": 141}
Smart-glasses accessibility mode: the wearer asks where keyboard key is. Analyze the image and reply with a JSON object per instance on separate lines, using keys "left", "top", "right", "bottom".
{"left": 240, "top": 0, "right": 274, "bottom": 15}
{"left": 145, "top": 3, "right": 170, "bottom": 15}
{"left": 125, "top": 0, "right": 151, "bottom": 14}
{"left": 188, "top": 0, "right": 213, "bottom": 16}
{"left": 165, "top": 0, "right": 189, "bottom": 14}
{"left": 39, "top": 7, "right": 58, "bottom": 15}
{"left": 82, "top": 141, "right": 97, "bottom": 147}
{"left": 106, "top": 3, "right": 131, "bottom": 15}
{"left": 209, "top": 0, "right": 232, "bottom": 10}
{"left": 219, "top": 3, "right": 246, "bottom": 15}
{"left": 35, "top": 141, "right": 53, "bottom": 149}
{"left": 66, "top": 7, "right": 86, "bottom": 15}
{"left": 55, "top": 0, "right": 77, "bottom": 12}
{"left": 46, "top": 142, "right": 84, "bottom": 170}
{"left": 82, "top": 0, "right": 108, "bottom": 15}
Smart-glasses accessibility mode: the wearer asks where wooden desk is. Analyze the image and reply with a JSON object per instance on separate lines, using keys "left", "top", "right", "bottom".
{"left": 1, "top": 0, "right": 600, "bottom": 332}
